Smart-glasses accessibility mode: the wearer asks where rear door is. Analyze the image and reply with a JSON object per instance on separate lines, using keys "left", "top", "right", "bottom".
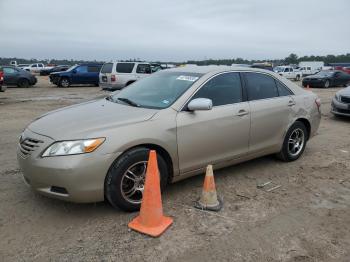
{"left": 116, "top": 63, "right": 135, "bottom": 86}
{"left": 176, "top": 72, "right": 250, "bottom": 173}
{"left": 135, "top": 64, "right": 152, "bottom": 80}
{"left": 243, "top": 72, "right": 295, "bottom": 154}
{"left": 87, "top": 65, "right": 101, "bottom": 84}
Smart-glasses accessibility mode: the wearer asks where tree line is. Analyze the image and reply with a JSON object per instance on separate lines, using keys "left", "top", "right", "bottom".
{"left": 1, "top": 53, "right": 350, "bottom": 66}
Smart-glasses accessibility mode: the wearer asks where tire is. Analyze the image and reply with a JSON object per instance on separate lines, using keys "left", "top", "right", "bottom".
{"left": 59, "top": 77, "right": 70, "bottom": 88}
{"left": 94, "top": 83, "right": 99, "bottom": 87}
{"left": 295, "top": 75, "right": 300, "bottom": 81}
{"left": 276, "top": 121, "right": 308, "bottom": 162}
{"left": 17, "top": 78, "right": 30, "bottom": 88}
{"left": 324, "top": 80, "right": 330, "bottom": 88}
{"left": 105, "top": 147, "right": 169, "bottom": 211}
{"left": 125, "top": 81, "right": 135, "bottom": 86}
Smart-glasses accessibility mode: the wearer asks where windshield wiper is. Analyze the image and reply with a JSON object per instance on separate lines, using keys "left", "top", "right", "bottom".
{"left": 117, "top": 97, "right": 140, "bottom": 107}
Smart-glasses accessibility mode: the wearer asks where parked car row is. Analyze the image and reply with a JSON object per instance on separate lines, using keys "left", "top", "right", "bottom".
{"left": 302, "top": 70, "right": 350, "bottom": 88}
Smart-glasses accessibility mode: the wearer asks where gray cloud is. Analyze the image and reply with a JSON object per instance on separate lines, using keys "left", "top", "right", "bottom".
{"left": 0, "top": 0, "right": 349, "bottom": 61}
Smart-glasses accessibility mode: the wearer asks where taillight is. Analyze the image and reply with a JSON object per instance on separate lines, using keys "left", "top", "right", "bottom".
{"left": 315, "top": 98, "right": 321, "bottom": 112}
{"left": 111, "top": 75, "right": 116, "bottom": 82}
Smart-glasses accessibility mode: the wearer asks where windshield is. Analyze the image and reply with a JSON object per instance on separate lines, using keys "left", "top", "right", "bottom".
{"left": 274, "top": 67, "right": 284, "bottom": 72}
{"left": 315, "top": 71, "right": 334, "bottom": 77}
{"left": 66, "top": 65, "right": 78, "bottom": 71}
{"left": 109, "top": 71, "right": 203, "bottom": 109}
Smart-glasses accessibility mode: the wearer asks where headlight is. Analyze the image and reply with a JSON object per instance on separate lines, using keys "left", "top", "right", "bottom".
{"left": 335, "top": 93, "right": 340, "bottom": 102}
{"left": 42, "top": 138, "right": 105, "bottom": 157}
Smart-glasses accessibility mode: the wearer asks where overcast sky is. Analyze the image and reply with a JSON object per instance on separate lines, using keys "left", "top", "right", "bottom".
{"left": 0, "top": 0, "right": 349, "bottom": 62}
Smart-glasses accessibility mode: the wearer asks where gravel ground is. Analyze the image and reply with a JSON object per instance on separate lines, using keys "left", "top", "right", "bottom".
{"left": 0, "top": 77, "right": 349, "bottom": 262}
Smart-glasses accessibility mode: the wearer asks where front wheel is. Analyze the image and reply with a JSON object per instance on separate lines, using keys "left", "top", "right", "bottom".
{"left": 59, "top": 78, "right": 70, "bottom": 88}
{"left": 295, "top": 75, "right": 300, "bottom": 81}
{"left": 276, "top": 121, "right": 308, "bottom": 162}
{"left": 105, "top": 148, "right": 169, "bottom": 211}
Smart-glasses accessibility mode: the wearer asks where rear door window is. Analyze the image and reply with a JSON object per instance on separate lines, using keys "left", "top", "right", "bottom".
{"left": 243, "top": 73, "right": 278, "bottom": 101}
{"left": 136, "top": 64, "right": 152, "bottom": 74}
{"left": 192, "top": 72, "right": 242, "bottom": 106}
{"left": 88, "top": 65, "right": 101, "bottom": 72}
{"left": 276, "top": 80, "right": 293, "bottom": 96}
{"left": 116, "top": 63, "right": 135, "bottom": 73}
{"left": 100, "top": 63, "right": 113, "bottom": 73}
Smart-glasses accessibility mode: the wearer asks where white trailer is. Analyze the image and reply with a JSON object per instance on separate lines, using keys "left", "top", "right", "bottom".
{"left": 298, "top": 61, "right": 324, "bottom": 76}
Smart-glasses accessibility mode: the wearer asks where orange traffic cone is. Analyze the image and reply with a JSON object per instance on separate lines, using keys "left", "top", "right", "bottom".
{"left": 194, "top": 165, "right": 223, "bottom": 212}
{"left": 128, "top": 150, "right": 173, "bottom": 237}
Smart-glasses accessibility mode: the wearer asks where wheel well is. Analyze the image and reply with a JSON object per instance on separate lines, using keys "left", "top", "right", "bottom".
{"left": 296, "top": 118, "right": 311, "bottom": 140}
{"left": 117, "top": 144, "right": 174, "bottom": 183}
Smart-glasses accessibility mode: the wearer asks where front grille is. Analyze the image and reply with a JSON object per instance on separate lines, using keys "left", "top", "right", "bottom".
{"left": 340, "top": 96, "right": 350, "bottom": 104}
{"left": 19, "top": 138, "right": 43, "bottom": 157}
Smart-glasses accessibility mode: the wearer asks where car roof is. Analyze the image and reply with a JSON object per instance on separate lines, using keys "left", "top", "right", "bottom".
{"left": 165, "top": 65, "right": 273, "bottom": 74}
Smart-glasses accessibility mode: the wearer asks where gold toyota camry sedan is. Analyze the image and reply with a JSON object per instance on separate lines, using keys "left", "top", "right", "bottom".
{"left": 17, "top": 66, "right": 321, "bottom": 211}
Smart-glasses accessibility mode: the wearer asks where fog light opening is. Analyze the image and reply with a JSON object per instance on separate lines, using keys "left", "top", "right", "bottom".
{"left": 50, "top": 186, "right": 68, "bottom": 195}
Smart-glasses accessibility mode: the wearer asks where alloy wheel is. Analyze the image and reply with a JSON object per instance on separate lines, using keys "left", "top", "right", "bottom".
{"left": 120, "top": 161, "right": 147, "bottom": 204}
{"left": 288, "top": 128, "right": 305, "bottom": 157}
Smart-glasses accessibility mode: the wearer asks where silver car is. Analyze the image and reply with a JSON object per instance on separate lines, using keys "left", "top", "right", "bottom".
{"left": 331, "top": 86, "right": 350, "bottom": 116}
{"left": 17, "top": 66, "right": 321, "bottom": 211}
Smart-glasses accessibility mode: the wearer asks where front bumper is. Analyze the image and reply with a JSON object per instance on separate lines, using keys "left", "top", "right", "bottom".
{"left": 331, "top": 97, "right": 350, "bottom": 116}
{"left": 17, "top": 128, "right": 121, "bottom": 203}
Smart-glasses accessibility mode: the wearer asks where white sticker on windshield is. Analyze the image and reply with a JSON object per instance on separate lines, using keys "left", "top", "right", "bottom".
{"left": 162, "top": 100, "right": 170, "bottom": 104}
{"left": 176, "top": 75, "right": 199, "bottom": 82}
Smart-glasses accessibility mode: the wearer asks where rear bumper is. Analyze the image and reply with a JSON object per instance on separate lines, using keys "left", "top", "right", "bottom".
{"left": 0, "top": 84, "right": 6, "bottom": 92}
{"left": 331, "top": 98, "right": 350, "bottom": 116}
{"left": 100, "top": 82, "right": 124, "bottom": 91}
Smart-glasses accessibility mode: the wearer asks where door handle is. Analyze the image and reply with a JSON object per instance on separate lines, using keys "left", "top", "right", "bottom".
{"left": 237, "top": 109, "right": 249, "bottom": 116}
{"left": 288, "top": 100, "right": 296, "bottom": 107}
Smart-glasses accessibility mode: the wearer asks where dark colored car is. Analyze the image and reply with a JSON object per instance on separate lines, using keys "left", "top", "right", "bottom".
{"left": 0, "top": 69, "right": 6, "bottom": 92}
{"left": 40, "top": 65, "right": 69, "bottom": 76}
{"left": 302, "top": 70, "right": 350, "bottom": 88}
{"left": 50, "top": 63, "right": 103, "bottom": 87}
{"left": 0, "top": 66, "right": 37, "bottom": 88}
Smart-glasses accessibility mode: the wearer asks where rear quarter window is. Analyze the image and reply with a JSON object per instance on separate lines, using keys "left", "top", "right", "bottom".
{"left": 116, "top": 63, "right": 135, "bottom": 73}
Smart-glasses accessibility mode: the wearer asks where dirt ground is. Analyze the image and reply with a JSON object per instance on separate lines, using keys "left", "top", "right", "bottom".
{"left": 0, "top": 76, "right": 349, "bottom": 262}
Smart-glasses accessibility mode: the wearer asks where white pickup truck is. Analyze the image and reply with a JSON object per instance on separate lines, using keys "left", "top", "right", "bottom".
{"left": 274, "top": 66, "right": 302, "bottom": 81}
{"left": 22, "top": 63, "right": 53, "bottom": 73}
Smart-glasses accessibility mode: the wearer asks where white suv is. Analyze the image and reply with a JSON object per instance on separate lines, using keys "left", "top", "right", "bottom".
{"left": 99, "top": 62, "right": 152, "bottom": 90}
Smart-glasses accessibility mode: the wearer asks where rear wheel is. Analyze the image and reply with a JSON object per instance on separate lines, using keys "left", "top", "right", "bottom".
{"left": 105, "top": 147, "right": 169, "bottom": 211}
{"left": 276, "top": 121, "right": 308, "bottom": 162}
{"left": 324, "top": 80, "right": 330, "bottom": 88}
{"left": 17, "top": 78, "right": 30, "bottom": 88}
{"left": 59, "top": 77, "right": 70, "bottom": 88}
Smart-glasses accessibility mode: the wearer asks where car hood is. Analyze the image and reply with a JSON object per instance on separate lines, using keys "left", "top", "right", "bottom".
{"left": 28, "top": 99, "right": 158, "bottom": 140}
{"left": 337, "top": 86, "right": 350, "bottom": 96}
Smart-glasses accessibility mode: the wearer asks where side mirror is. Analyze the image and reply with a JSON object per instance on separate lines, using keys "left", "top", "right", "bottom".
{"left": 72, "top": 69, "right": 77, "bottom": 74}
{"left": 187, "top": 98, "right": 213, "bottom": 111}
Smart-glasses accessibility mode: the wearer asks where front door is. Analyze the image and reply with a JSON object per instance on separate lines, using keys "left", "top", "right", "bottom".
{"left": 176, "top": 72, "right": 250, "bottom": 173}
